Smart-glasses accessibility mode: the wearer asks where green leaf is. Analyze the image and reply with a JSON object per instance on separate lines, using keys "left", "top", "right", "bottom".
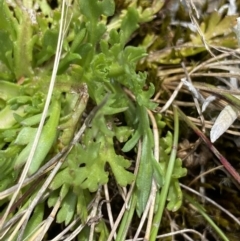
{"left": 191, "top": 11, "right": 237, "bottom": 46}
{"left": 79, "top": 0, "right": 114, "bottom": 48}
{"left": 204, "top": 12, "right": 236, "bottom": 40}
{"left": 90, "top": 53, "right": 110, "bottom": 82}
{"left": 58, "top": 52, "right": 82, "bottom": 73}
{"left": 152, "top": 159, "right": 164, "bottom": 188}
{"left": 136, "top": 132, "right": 154, "bottom": 216}
{"left": 109, "top": 29, "right": 120, "bottom": 46}
{"left": 20, "top": 113, "right": 44, "bottom": 126}
{"left": 91, "top": 115, "right": 113, "bottom": 137}
{"left": 166, "top": 179, "right": 183, "bottom": 212}
{"left": 13, "top": 7, "right": 35, "bottom": 78}
{"left": 75, "top": 188, "right": 91, "bottom": 222}
{"left": 171, "top": 158, "right": 187, "bottom": 179}
{"left": 0, "top": 105, "right": 26, "bottom": 129}
{"left": 122, "top": 128, "right": 141, "bottom": 152}
{"left": 0, "top": 81, "right": 20, "bottom": 101}
{"left": 0, "top": 0, "right": 17, "bottom": 37}
{"left": 47, "top": 190, "right": 59, "bottom": 208}
{"left": 8, "top": 96, "right": 32, "bottom": 107}
{"left": 0, "top": 145, "right": 20, "bottom": 162}
{"left": 23, "top": 203, "right": 44, "bottom": 240}
{"left": 49, "top": 168, "right": 72, "bottom": 191}
{"left": 79, "top": 0, "right": 115, "bottom": 21}
{"left": 160, "top": 131, "right": 173, "bottom": 154}
{"left": 0, "top": 173, "right": 17, "bottom": 191}
{"left": 14, "top": 98, "right": 61, "bottom": 174}
{"left": 165, "top": 158, "right": 186, "bottom": 212}
{"left": 96, "top": 221, "right": 109, "bottom": 240}
{"left": 109, "top": 152, "right": 135, "bottom": 187}
{"left": 57, "top": 190, "right": 77, "bottom": 225}
{"left": 76, "top": 43, "right": 93, "bottom": 69}
{"left": 38, "top": 1, "right": 52, "bottom": 15}
{"left": 0, "top": 30, "right": 13, "bottom": 70}
{"left": 0, "top": 129, "right": 19, "bottom": 142}
{"left": 67, "top": 142, "right": 108, "bottom": 192}
{"left": 14, "top": 127, "right": 37, "bottom": 145}
{"left": 136, "top": 83, "right": 156, "bottom": 109}
{"left": 35, "top": 29, "right": 59, "bottom": 65}
{"left": 155, "top": 114, "right": 166, "bottom": 129}
{"left": 123, "top": 46, "right": 147, "bottom": 64}
{"left": 59, "top": 183, "right": 70, "bottom": 200}
{"left": 70, "top": 27, "right": 87, "bottom": 52}
{"left": 120, "top": 7, "right": 139, "bottom": 46}
{"left": 114, "top": 126, "right": 133, "bottom": 143}
{"left": 87, "top": 22, "right": 106, "bottom": 47}
{"left": 96, "top": 95, "right": 129, "bottom": 115}
{"left": 67, "top": 134, "right": 134, "bottom": 192}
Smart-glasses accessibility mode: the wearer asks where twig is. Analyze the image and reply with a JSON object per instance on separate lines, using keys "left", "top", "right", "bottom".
{"left": 126, "top": 229, "right": 206, "bottom": 241}
{"left": 181, "top": 62, "right": 206, "bottom": 201}
{"left": 104, "top": 184, "right": 116, "bottom": 239}
{"left": 50, "top": 194, "right": 99, "bottom": 241}
{"left": 188, "top": 165, "right": 224, "bottom": 186}
{"left": 184, "top": 0, "right": 214, "bottom": 57}
{"left": 159, "top": 81, "right": 183, "bottom": 113}
{"left": 88, "top": 187, "right": 102, "bottom": 241}
{"left": 0, "top": 148, "right": 66, "bottom": 200}
{"left": 34, "top": 197, "right": 62, "bottom": 241}
{"left": 49, "top": 218, "right": 80, "bottom": 241}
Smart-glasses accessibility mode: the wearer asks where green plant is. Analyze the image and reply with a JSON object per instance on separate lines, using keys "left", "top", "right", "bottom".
{"left": 1, "top": 1, "right": 238, "bottom": 241}
{"left": 0, "top": 0, "right": 187, "bottom": 240}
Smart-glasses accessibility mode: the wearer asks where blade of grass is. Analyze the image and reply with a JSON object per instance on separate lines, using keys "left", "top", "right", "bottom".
{"left": 150, "top": 105, "right": 179, "bottom": 241}
{"left": 115, "top": 193, "right": 137, "bottom": 241}
{"left": 185, "top": 193, "right": 230, "bottom": 241}
{"left": 181, "top": 183, "right": 240, "bottom": 226}
{"left": 140, "top": 110, "right": 160, "bottom": 241}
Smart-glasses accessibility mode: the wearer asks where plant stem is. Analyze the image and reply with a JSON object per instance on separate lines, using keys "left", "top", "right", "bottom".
{"left": 185, "top": 193, "right": 230, "bottom": 241}
{"left": 116, "top": 193, "right": 137, "bottom": 241}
